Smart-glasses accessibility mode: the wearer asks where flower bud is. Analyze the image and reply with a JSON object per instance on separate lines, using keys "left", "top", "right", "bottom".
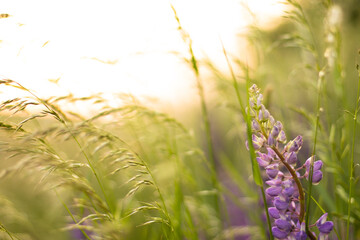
{"left": 267, "top": 147, "right": 276, "bottom": 158}
{"left": 275, "top": 219, "right": 292, "bottom": 232}
{"left": 266, "top": 186, "right": 282, "bottom": 197}
{"left": 275, "top": 121, "right": 283, "bottom": 131}
{"left": 266, "top": 178, "right": 282, "bottom": 186}
{"left": 258, "top": 109, "right": 264, "bottom": 121}
{"left": 252, "top": 134, "right": 264, "bottom": 149}
{"left": 283, "top": 187, "right": 295, "bottom": 197}
{"left": 252, "top": 120, "right": 261, "bottom": 131}
{"left": 289, "top": 136, "right": 303, "bottom": 152}
{"left": 263, "top": 109, "right": 270, "bottom": 120}
{"left": 256, "top": 157, "right": 269, "bottom": 167}
{"left": 314, "top": 160, "right": 323, "bottom": 171}
{"left": 318, "top": 221, "right": 334, "bottom": 234}
{"left": 272, "top": 227, "right": 289, "bottom": 239}
{"left": 269, "top": 116, "right": 275, "bottom": 125}
{"left": 312, "top": 170, "right": 323, "bottom": 184}
{"left": 285, "top": 152, "right": 297, "bottom": 164}
{"left": 270, "top": 125, "right": 280, "bottom": 138}
{"left": 268, "top": 135, "right": 276, "bottom": 146}
{"left": 257, "top": 94, "right": 263, "bottom": 106}
{"left": 277, "top": 130, "right": 286, "bottom": 143}
{"left": 268, "top": 207, "right": 280, "bottom": 219}
{"left": 295, "top": 222, "right": 307, "bottom": 240}
{"left": 274, "top": 198, "right": 289, "bottom": 210}
{"left": 266, "top": 168, "right": 279, "bottom": 179}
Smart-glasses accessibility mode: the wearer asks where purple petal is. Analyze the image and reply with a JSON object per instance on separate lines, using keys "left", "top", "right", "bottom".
{"left": 252, "top": 120, "right": 261, "bottom": 131}
{"left": 316, "top": 213, "right": 328, "bottom": 225}
{"left": 318, "top": 232, "right": 330, "bottom": 240}
{"left": 257, "top": 94, "right": 263, "bottom": 106}
{"left": 274, "top": 198, "right": 289, "bottom": 210}
{"left": 268, "top": 135, "right": 276, "bottom": 146}
{"left": 252, "top": 134, "right": 264, "bottom": 149}
{"left": 314, "top": 160, "right": 323, "bottom": 171}
{"left": 269, "top": 116, "right": 275, "bottom": 125}
{"left": 258, "top": 109, "right": 264, "bottom": 120}
{"left": 275, "top": 219, "right": 292, "bottom": 232}
{"left": 257, "top": 157, "right": 270, "bottom": 167}
{"left": 272, "top": 227, "right": 288, "bottom": 239}
{"left": 264, "top": 109, "right": 270, "bottom": 119}
{"left": 286, "top": 152, "right": 297, "bottom": 164}
{"left": 277, "top": 130, "right": 286, "bottom": 143}
{"left": 270, "top": 125, "right": 280, "bottom": 138}
{"left": 282, "top": 179, "right": 293, "bottom": 188}
{"left": 266, "top": 168, "right": 279, "bottom": 179}
{"left": 289, "top": 135, "right": 303, "bottom": 152}
{"left": 283, "top": 187, "right": 295, "bottom": 197}
{"left": 266, "top": 178, "right": 282, "bottom": 186}
{"left": 295, "top": 231, "right": 307, "bottom": 240}
{"left": 304, "top": 157, "right": 313, "bottom": 168}
{"left": 318, "top": 221, "right": 334, "bottom": 234}
{"left": 267, "top": 147, "right": 276, "bottom": 158}
{"left": 275, "top": 121, "right": 283, "bottom": 131}
{"left": 268, "top": 207, "right": 280, "bottom": 219}
{"left": 266, "top": 186, "right": 282, "bottom": 197}
{"left": 312, "top": 170, "right": 323, "bottom": 184}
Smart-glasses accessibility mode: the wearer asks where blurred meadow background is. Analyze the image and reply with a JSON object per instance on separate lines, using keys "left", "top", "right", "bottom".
{"left": 0, "top": 0, "right": 360, "bottom": 239}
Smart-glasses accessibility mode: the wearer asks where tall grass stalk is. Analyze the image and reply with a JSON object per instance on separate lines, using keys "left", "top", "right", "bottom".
{"left": 346, "top": 64, "right": 360, "bottom": 240}
{"left": 0, "top": 223, "right": 16, "bottom": 240}
{"left": 170, "top": 5, "right": 223, "bottom": 230}
{"left": 305, "top": 71, "right": 324, "bottom": 240}
{"left": 4, "top": 80, "right": 113, "bottom": 213}
{"left": 55, "top": 190, "right": 92, "bottom": 240}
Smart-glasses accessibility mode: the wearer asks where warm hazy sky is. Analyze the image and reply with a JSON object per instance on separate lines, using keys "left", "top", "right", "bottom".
{"left": 0, "top": 0, "right": 286, "bottom": 107}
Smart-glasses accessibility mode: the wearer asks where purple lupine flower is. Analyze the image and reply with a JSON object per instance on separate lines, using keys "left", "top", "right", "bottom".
{"left": 246, "top": 84, "right": 334, "bottom": 239}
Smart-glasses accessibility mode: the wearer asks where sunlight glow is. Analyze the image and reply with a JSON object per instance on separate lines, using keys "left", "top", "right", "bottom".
{"left": 0, "top": 0, "right": 286, "bottom": 107}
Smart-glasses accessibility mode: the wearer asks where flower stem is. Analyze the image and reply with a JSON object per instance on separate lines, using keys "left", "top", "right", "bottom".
{"left": 270, "top": 147, "right": 305, "bottom": 222}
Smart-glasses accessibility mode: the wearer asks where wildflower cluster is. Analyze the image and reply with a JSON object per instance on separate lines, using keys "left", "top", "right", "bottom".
{"left": 246, "top": 84, "right": 334, "bottom": 239}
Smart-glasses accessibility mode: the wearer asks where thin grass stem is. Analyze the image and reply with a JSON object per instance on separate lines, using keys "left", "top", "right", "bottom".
{"left": 170, "top": 4, "right": 223, "bottom": 228}
{"left": 346, "top": 64, "right": 360, "bottom": 240}
{"left": 55, "top": 190, "right": 92, "bottom": 240}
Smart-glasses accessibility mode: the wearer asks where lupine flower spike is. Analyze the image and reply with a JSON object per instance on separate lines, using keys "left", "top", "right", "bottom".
{"left": 246, "top": 84, "right": 334, "bottom": 239}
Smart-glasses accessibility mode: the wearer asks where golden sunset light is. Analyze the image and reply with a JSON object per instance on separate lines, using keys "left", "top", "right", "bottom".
{"left": 1, "top": 0, "right": 285, "bottom": 107}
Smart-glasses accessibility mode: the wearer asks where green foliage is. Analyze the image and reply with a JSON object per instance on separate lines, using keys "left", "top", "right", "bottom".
{"left": 0, "top": 0, "right": 360, "bottom": 239}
